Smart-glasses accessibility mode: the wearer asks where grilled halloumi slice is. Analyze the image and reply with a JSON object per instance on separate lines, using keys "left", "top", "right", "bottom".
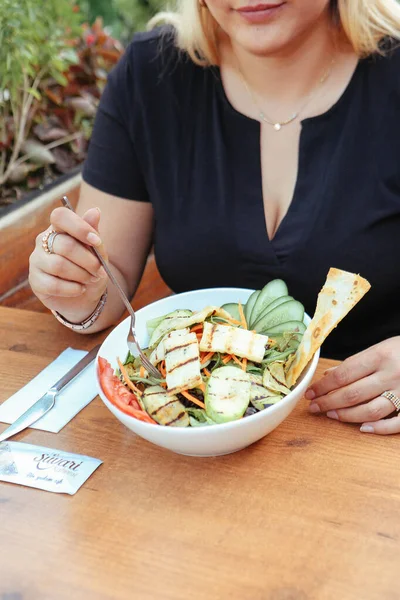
{"left": 164, "top": 330, "right": 202, "bottom": 395}
{"left": 199, "top": 322, "right": 268, "bottom": 363}
{"left": 149, "top": 328, "right": 190, "bottom": 366}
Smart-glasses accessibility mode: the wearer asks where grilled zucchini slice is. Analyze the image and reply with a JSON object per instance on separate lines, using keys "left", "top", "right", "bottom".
{"left": 205, "top": 366, "right": 251, "bottom": 424}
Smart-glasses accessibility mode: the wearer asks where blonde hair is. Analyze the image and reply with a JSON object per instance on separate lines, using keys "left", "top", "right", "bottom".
{"left": 150, "top": 0, "right": 400, "bottom": 66}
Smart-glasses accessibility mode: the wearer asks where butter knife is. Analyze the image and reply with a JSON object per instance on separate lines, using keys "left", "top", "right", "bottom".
{"left": 0, "top": 344, "right": 101, "bottom": 443}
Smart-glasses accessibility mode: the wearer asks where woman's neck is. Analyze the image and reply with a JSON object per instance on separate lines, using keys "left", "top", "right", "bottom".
{"left": 222, "top": 19, "right": 348, "bottom": 105}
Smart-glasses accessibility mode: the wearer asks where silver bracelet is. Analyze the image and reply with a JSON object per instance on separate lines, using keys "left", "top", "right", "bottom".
{"left": 51, "top": 290, "right": 108, "bottom": 331}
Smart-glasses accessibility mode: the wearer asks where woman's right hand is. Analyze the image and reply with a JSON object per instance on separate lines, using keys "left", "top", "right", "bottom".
{"left": 29, "top": 206, "right": 109, "bottom": 323}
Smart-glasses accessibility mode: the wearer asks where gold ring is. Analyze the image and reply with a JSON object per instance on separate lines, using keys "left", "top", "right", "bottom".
{"left": 382, "top": 391, "right": 400, "bottom": 413}
{"left": 42, "top": 230, "right": 59, "bottom": 254}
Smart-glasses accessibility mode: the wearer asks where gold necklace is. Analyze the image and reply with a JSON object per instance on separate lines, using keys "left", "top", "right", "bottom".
{"left": 238, "top": 58, "right": 335, "bottom": 131}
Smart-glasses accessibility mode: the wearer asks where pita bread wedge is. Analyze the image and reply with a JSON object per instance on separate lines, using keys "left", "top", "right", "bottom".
{"left": 286, "top": 268, "right": 371, "bottom": 388}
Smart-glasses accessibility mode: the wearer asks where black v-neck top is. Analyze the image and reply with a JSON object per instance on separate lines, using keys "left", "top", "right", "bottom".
{"left": 83, "top": 28, "right": 400, "bottom": 359}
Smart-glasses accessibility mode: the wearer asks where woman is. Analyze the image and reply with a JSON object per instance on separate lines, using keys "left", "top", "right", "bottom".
{"left": 29, "top": 0, "right": 400, "bottom": 434}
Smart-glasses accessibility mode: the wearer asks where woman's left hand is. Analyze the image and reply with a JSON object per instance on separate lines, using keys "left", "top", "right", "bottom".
{"left": 305, "top": 337, "right": 400, "bottom": 435}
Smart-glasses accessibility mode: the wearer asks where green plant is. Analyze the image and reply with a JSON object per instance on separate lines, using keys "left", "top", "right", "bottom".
{"left": 78, "top": 0, "right": 167, "bottom": 42}
{"left": 114, "top": 0, "right": 167, "bottom": 37}
{"left": 0, "top": 2, "right": 123, "bottom": 204}
{"left": 0, "top": 0, "right": 81, "bottom": 188}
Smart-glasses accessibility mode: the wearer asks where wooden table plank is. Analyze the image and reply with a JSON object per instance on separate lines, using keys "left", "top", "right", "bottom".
{"left": 0, "top": 307, "right": 399, "bottom": 600}
{"left": 0, "top": 306, "right": 105, "bottom": 357}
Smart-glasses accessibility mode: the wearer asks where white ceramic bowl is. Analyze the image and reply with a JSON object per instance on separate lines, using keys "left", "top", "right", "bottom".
{"left": 96, "top": 288, "right": 319, "bottom": 457}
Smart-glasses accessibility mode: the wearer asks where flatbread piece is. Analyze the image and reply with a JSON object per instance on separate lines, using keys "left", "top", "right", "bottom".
{"left": 286, "top": 268, "right": 371, "bottom": 387}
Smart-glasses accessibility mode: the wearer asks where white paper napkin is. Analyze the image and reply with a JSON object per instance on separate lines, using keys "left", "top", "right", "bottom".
{"left": 0, "top": 348, "right": 99, "bottom": 433}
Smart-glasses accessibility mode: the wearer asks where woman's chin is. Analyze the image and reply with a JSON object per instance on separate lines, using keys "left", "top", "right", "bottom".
{"left": 232, "top": 29, "right": 293, "bottom": 57}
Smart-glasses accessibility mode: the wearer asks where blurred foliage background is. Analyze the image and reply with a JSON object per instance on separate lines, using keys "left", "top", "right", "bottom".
{"left": 0, "top": 0, "right": 169, "bottom": 202}
{"left": 77, "top": 0, "right": 167, "bottom": 43}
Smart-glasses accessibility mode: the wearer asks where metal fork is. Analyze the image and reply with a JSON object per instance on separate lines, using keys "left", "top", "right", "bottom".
{"left": 61, "top": 196, "right": 161, "bottom": 380}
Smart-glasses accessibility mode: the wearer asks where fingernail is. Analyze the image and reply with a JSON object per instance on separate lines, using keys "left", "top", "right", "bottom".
{"left": 324, "top": 366, "right": 337, "bottom": 375}
{"left": 360, "top": 425, "right": 374, "bottom": 433}
{"left": 309, "top": 403, "right": 321, "bottom": 414}
{"left": 327, "top": 410, "right": 339, "bottom": 420}
{"left": 305, "top": 389, "right": 315, "bottom": 400}
{"left": 90, "top": 275, "right": 100, "bottom": 283}
{"left": 97, "top": 266, "right": 107, "bottom": 278}
{"left": 96, "top": 207, "right": 101, "bottom": 215}
{"left": 87, "top": 232, "right": 101, "bottom": 246}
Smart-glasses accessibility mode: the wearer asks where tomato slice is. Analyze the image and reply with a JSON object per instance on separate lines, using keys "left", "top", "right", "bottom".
{"left": 98, "top": 357, "right": 156, "bottom": 424}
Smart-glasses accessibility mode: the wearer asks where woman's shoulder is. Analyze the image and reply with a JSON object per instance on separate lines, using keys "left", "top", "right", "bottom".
{"left": 355, "top": 43, "right": 400, "bottom": 114}
{"left": 366, "top": 42, "right": 400, "bottom": 83}
{"left": 116, "top": 26, "right": 200, "bottom": 94}
{"left": 128, "top": 26, "right": 179, "bottom": 54}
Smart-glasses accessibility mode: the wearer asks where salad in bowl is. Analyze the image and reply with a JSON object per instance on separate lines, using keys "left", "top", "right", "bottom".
{"left": 96, "top": 268, "right": 370, "bottom": 456}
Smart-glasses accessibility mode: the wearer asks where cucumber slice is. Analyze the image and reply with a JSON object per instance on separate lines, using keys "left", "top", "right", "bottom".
{"left": 148, "top": 309, "right": 193, "bottom": 347}
{"left": 221, "top": 303, "right": 241, "bottom": 322}
{"left": 250, "top": 279, "right": 288, "bottom": 327}
{"left": 252, "top": 295, "right": 293, "bottom": 329}
{"left": 146, "top": 314, "right": 169, "bottom": 337}
{"left": 205, "top": 366, "right": 251, "bottom": 424}
{"left": 253, "top": 300, "right": 304, "bottom": 333}
{"left": 244, "top": 290, "right": 260, "bottom": 324}
{"left": 262, "top": 320, "right": 307, "bottom": 336}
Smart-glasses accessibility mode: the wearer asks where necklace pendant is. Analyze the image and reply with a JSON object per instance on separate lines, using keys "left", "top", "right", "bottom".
{"left": 274, "top": 123, "right": 282, "bottom": 131}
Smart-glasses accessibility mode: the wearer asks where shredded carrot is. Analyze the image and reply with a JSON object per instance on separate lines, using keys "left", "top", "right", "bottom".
{"left": 199, "top": 382, "right": 206, "bottom": 393}
{"left": 222, "top": 354, "right": 232, "bottom": 364}
{"left": 139, "top": 366, "right": 145, "bottom": 378}
{"left": 180, "top": 390, "right": 205, "bottom": 409}
{"left": 225, "top": 316, "right": 242, "bottom": 326}
{"left": 160, "top": 382, "right": 167, "bottom": 389}
{"left": 231, "top": 355, "right": 243, "bottom": 367}
{"left": 242, "top": 357, "right": 248, "bottom": 372}
{"left": 117, "top": 358, "right": 143, "bottom": 397}
{"left": 200, "top": 351, "right": 214, "bottom": 364}
{"left": 215, "top": 309, "right": 242, "bottom": 326}
{"left": 203, "top": 367, "right": 211, "bottom": 377}
{"left": 238, "top": 301, "right": 247, "bottom": 330}
{"left": 190, "top": 324, "right": 204, "bottom": 333}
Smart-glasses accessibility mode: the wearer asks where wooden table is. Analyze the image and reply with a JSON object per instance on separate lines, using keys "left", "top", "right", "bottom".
{"left": 0, "top": 306, "right": 399, "bottom": 600}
